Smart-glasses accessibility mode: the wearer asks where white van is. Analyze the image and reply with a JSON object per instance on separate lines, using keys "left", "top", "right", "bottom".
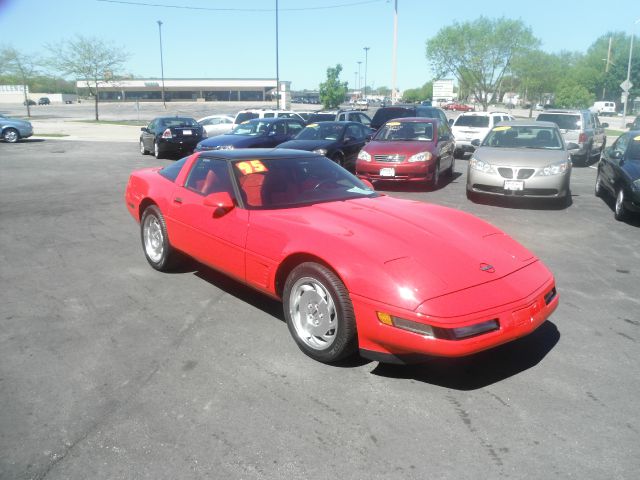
{"left": 590, "top": 101, "right": 616, "bottom": 116}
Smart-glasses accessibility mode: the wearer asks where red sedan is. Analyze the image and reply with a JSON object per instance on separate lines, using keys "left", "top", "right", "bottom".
{"left": 444, "top": 102, "right": 475, "bottom": 111}
{"left": 125, "top": 149, "right": 559, "bottom": 364}
{"left": 356, "top": 117, "right": 455, "bottom": 188}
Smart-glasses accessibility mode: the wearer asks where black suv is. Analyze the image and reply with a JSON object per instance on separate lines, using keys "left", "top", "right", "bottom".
{"left": 38, "top": 97, "right": 50, "bottom": 105}
{"left": 370, "top": 104, "right": 448, "bottom": 130}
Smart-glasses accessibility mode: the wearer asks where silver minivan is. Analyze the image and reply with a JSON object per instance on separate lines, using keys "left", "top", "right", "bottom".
{"left": 536, "top": 109, "right": 608, "bottom": 165}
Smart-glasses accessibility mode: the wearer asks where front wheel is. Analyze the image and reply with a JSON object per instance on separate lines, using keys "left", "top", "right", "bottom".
{"left": 428, "top": 161, "right": 440, "bottom": 189}
{"left": 140, "top": 205, "right": 178, "bottom": 271}
{"left": 614, "top": 187, "right": 628, "bottom": 221}
{"left": 283, "top": 262, "right": 357, "bottom": 363}
{"left": 594, "top": 170, "right": 604, "bottom": 197}
{"left": 140, "top": 139, "right": 149, "bottom": 155}
{"left": 2, "top": 127, "right": 20, "bottom": 143}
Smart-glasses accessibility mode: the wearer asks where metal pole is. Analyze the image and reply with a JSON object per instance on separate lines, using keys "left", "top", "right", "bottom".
{"left": 357, "top": 61, "right": 362, "bottom": 98}
{"left": 363, "top": 47, "right": 370, "bottom": 100}
{"left": 391, "top": 0, "right": 398, "bottom": 104}
{"left": 623, "top": 31, "right": 635, "bottom": 126}
{"left": 275, "top": 0, "right": 280, "bottom": 109}
{"left": 157, "top": 20, "right": 166, "bottom": 109}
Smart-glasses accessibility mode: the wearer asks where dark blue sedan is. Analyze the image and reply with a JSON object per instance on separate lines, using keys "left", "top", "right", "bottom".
{"left": 195, "top": 118, "right": 305, "bottom": 151}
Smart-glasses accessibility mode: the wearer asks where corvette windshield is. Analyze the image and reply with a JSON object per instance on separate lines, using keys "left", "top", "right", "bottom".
{"left": 375, "top": 121, "right": 434, "bottom": 141}
{"left": 232, "top": 156, "right": 377, "bottom": 209}
{"left": 230, "top": 121, "right": 270, "bottom": 136}
{"left": 296, "top": 123, "right": 346, "bottom": 141}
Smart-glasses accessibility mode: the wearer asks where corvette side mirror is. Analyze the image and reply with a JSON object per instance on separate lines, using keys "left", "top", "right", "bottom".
{"left": 203, "top": 191, "right": 235, "bottom": 217}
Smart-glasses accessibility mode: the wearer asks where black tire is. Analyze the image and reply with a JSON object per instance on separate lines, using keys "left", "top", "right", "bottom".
{"left": 594, "top": 169, "right": 604, "bottom": 198}
{"left": 331, "top": 152, "right": 344, "bottom": 167}
{"left": 140, "top": 139, "right": 150, "bottom": 155}
{"left": 140, "top": 205, "right": 177, "bottom": 271}
{"left": 614, "top": 187, "right": 628, "bottom": 222}
{"left": 446, "top": 156, "right": 455, "bottom": 177}
{"left": 2, "top": 127, "right": 20, "bottom": 143}
{"left": 429, "top": 161, "right": 440, "bottom": 189}
{"left": 153, "top": 141, "right": 163, "bottom": 159}
{"left": 283, "top": 262, "right": 357, "bottom": 363}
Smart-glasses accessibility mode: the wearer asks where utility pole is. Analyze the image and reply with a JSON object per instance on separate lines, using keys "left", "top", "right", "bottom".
{"left": 603, "top": 36, "right": 613, "bottom": 100}
{"left": 157, "top": 20, "right": 166, "bottom": 109}
{"left": 363, "top": 47, "right": 370, "bottom": 100}
{"left": 275, "top": 0, "right": 280, "bottom": 109}
{"left": 357, "top": 61, "right": 362, "bottom": 98}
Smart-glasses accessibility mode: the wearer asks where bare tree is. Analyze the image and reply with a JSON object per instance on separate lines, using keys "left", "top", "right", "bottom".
{"left": 1, "top": 46, "right": 39, "bottom": 117}
{"left": 47, "top": 36, "right": 129, "bottom": 121}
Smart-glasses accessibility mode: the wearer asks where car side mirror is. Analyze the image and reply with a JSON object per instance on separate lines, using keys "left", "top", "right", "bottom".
{"left": 601, "top": 122, "right": 609, "bottom": 128}
{"left": 471, "top": 139, "right": 481, "bottom": 147}
{"left": 448, "top": 119, "right": 454, "bottom": 126}
{"left": 203, "top": 191, "right": 235, "bottom": 217}
{"left": 566, "top": 142, "right": 580, "bottom": 151}
{"left": 610, "top": 150, "right": 623, "bottom": 160}
{"left": 141, "top": 127, "right": 148, "bottom": 132}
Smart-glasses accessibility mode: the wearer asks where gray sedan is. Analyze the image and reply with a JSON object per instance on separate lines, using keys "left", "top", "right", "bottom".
{"left": 466, "top": 120, "right": 577, "bottom": 204}
{"left": 1, "top": 114, "right": 34, "bottom": 143}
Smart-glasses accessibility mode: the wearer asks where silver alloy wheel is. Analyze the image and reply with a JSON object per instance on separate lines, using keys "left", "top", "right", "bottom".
{"left": 143, "top": 213, "right": 164, "bottom": 263}
{"left": 594, "top": 171, "right": 602, "bottom": 196}
{"left": 289, "top": 276, "right": 338, "bottom": 351}
{"left": 154, "top": 142, "right": 159, "bottom": 158}
{"left": 615, "top": 188, "right": 625, "bottom": 217}
{"left": 140, "top": 140, "right": 146, "bottom": 154}
{"left": 3, "top": 128, "right": 19, "bottom": 143}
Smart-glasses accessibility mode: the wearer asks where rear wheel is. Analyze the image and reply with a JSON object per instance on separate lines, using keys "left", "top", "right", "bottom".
{"left": 429, "top": 161, "right": 440, "bottom": 189}
{"left": 140, "top": 139, "right": 149, "bottom": 155}
{"left": 614, "top": 187, "right": 628, "bottom": 221}
{"left": 283, "top": 262, "right": 357, "bottom": 363}
{"left": 154, "top": 141, "right": 163, "bottom": 159}
{"left": 140, "top": 205, "right": 178, "bottom": 271}
{"left": 2, "top": 128, "right": 19, "bottom": 143}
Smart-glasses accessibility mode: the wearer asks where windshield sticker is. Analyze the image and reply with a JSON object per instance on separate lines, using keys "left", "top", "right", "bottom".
{"left": 493, "top": 126, "right": 511, "bottom": 131}
{"left": 387, "top": 121, "right": 401, "bottom": 126}
{"left": 236, "top": 160, "right": 268, "bottom": 175}
{"left": 347, "top": 186, "right": 374, "bottom": 195}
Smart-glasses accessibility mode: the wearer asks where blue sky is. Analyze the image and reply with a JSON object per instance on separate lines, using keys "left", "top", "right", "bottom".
{"left": 0, "top": 0, "right": 638, "bottom": 91}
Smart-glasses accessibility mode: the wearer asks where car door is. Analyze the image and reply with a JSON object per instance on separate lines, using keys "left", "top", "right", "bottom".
{"left": 142, "top": 119, "right": 157, "bottom": 150}
{"left": 436, "top": 121, "right": 455, "bottom": 172}
{"left": 166, "top": 157, "right": 248, "bottom": 280}
{"left": 284, "top": 120, "right": 304, "bottom": 141}
{"left": 600, "top": 134, "right": 629, "bottom": 195}
{"left": 342, "top": 123, "right": 367, "bottom": 166}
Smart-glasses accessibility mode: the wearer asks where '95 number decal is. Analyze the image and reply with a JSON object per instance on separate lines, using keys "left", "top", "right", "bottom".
{"left": 236, "top": 160, "right": 268, "bottom": 175}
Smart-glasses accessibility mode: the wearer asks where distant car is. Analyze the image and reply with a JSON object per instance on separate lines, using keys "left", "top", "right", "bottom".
{"left": 443, "top": 102, "right": 474, "bottom": 112}
{"left": 196, "top": 117, "right": 304, "bottom": 151}
{"left": 0, "top": 113, "right": 34, "bottom": 143}
{"left": 370, "top": 105, "right": 449, "bottom": 131}
{"left": 595, "top": 131, "right": 640, "bottom": 221}
{"left": 536, "top": 109, "right": 607, "bottom": 165}
{"left": 277, "top": 121, "right": 372, "bottom": 168}
{"left": 139, "top": 116, "right": 204, "bottom": 159}
{"left": 466, "top": 120, "right": 576, "bottom": 205}
{"left": 125, "top": 149, "right": 559, "bottom": 364}
{"left": 23, "top": 99, "right": 36, "bottom": 106}
{"left": 534, "top": 103, "right": 545, "bottom": 111}
{"left": 356, "top": 117, "right": 455, "bottom": 189}
{"left": 232, "top": 109, "right": 304, "bottom": 125}
{"left": 197, "top": 114, "right": 234, "bottom": 137}
{"left": 451, "top": 111, "right": 515, "bottom": 158}
{"left": 305, "top": 110, "right": 371, "bottom": 127}
{"left": 38, "top": 97, "right": 50, "bottom": 105}
{"left": 355, "top": 99, "right": 369, "bottom": 110}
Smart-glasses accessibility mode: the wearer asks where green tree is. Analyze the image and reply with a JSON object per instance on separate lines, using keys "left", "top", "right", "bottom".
{"left": 511, "top": 50, "right": 564, "bottom": 116}
{"left": 1, "top": 46, "right": 39, "bottom": 117}
{"left": 319, "top": 64, "right": 348, "bottom": 109}
{"left": 426, "top": 17, "right": 540, "bottom": 111}
{"left": 554, "top": 80, "right": 595, "bottom": 109}
{"left": 46, "top": 36, "right": 129, "bottom": 120}
{"left": 375, "top": 86, "right": 391, "bottom": 96}
{"left": 402, "top": 81, "right": 433, "bottom": 103}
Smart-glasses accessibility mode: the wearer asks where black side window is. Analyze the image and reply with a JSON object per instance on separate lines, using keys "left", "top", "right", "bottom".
{"left": 159, "top": 156, "right": 188, "bottom": 182}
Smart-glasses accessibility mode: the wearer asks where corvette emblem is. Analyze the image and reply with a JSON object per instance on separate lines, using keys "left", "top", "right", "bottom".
{"left": 480, "top": 263, "right": 495, "bottom": 273}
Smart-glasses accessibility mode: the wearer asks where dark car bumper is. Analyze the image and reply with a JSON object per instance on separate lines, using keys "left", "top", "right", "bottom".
{"left": 158, "top": 137, "right": 200, "bottom": 155}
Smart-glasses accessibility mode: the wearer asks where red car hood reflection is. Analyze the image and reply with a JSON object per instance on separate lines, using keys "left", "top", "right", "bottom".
{"left": 255, "top": 196, "right": 536, "bottom": 309}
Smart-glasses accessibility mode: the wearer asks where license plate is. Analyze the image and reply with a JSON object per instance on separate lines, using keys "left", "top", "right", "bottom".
{"left": 504, "top": 180, "right": 524, "bottom": 191}
{"left": 380, "top": 167, "right": 395, "bottom": 177}
{"left": 182, "top": 129, "right": 192, "bottom": 135}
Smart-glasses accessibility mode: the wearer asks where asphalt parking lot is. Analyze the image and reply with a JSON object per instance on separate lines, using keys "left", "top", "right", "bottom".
{"left": 1, "top": 139, "right": 639, "bottom": 479}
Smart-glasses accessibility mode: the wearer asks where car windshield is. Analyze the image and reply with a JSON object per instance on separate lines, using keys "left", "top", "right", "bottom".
{"left": 230, "top": 121, "right": 270, "bottom": 136}
{"left": 374, "top": 121, "right": 434, "bottom": 141}
{"left": 454, "top": 116, "right": 489, "bottom": 128}
{"left": 160, "top": 118, "right": 198, "bottom": 128}
{"left": 232, "top": 156, "right": 377, "bottom": 209}
{"left": 295, "top": 123, "right": 346, "bottom": 141}
{"left": 536, "top": 114, "right": 581, "bottom": 130}
{"left": 482, "top": 125, "right": 563, "bottom": 149}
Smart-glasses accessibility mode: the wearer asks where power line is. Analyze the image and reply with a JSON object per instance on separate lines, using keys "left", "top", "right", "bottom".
{"left": 96, "top": 0, "right": 384, "bottom": 12}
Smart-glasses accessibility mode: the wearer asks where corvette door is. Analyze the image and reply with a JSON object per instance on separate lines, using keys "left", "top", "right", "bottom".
{"left": 167, "top": 157, "right": 248, "bottom": 280}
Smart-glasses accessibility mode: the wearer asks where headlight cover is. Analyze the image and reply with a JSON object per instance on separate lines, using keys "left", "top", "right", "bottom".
{"left": 408, "top": 151, "right": 433, "bottom": 163}
{"left": 537, "top": 160, "right": 569, "bottom": 176}
{"left": 358, "top": 150, "right": 372, "bottom": 162}
{"left": 313, "top": 148, "right": 328, "bottom": 156}
{"left": 469, "top": 156, "right": 496, "bottom": 174}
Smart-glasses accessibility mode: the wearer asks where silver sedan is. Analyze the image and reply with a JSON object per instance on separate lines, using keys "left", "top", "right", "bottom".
{"left": 1, "top": 114, "right": 34, "bottom": 143}
{"left": 466, "top": 120, "right": 576, "bottom": 204}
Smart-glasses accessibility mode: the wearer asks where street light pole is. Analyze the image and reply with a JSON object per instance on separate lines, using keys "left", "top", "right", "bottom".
{"left": 363, "top": 47, "right": 370, "bottom": 100}
{"left": 157, "top": 20, "right": 166, "bottom": 109}
{"left": 391, "top": 0, "right": 398, "bottom": 104}
{"left": 357, "top": 61, "right": 362, "bottom": 98}
{"left": 275, "top": 0, "right": 280, "bottom": 109}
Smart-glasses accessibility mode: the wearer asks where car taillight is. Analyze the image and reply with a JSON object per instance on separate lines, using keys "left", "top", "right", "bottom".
{"left": 162, "top": 128, "right": 172, "bottom": 139}
{"left": 578, "top": 133, "right": 587, "bottom": 143}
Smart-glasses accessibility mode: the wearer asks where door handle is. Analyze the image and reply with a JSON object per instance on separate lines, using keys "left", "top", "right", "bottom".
{"left": 173, "top": 197, "right": 183, "bottom": 204}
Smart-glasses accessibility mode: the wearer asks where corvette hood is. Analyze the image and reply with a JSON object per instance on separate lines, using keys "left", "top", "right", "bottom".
{"left": 258, "top": 196, "right": 536, "bottom": 309}
{"left": 278, "top": 139, "right": 336, "bottom": 151}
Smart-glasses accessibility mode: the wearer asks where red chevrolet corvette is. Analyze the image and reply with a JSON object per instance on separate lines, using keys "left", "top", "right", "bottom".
{"left": 125, "top": 149, "right": 559, "bottom": 364}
